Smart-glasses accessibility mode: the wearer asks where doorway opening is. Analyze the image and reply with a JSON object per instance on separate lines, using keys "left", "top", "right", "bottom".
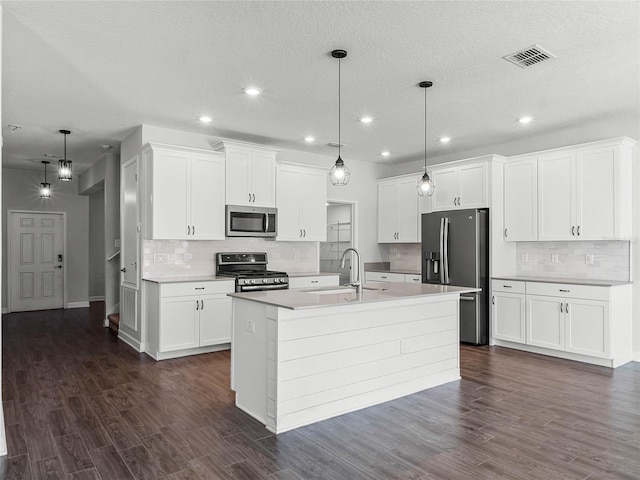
{"left": 320, "top": 201, "right": 356, "bottom": 285}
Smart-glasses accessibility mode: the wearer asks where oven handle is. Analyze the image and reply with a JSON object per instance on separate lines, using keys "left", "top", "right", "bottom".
{"left": 239, "top": 284, "right": 289, "bottom": 292}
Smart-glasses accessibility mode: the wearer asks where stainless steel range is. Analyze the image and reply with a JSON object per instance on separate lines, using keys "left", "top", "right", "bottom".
{"left": 216, "top": 252, "right": 289, "bottom": 292}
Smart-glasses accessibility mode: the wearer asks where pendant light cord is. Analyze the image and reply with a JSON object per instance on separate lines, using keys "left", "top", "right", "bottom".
{"left": 424, "top": 86, "right": 427, "bottom": 173}
{"left": 338, "top": 56, "right": 341, "bottom": 158}
{"left": 64, "top": 132, "right": 67, "bottom": 162}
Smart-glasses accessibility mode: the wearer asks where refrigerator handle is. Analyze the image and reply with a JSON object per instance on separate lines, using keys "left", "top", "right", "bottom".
{"left": 439, "top": 217, "right": 445, "bottom": 284}
{"left": 443, "top": 217, "right": 450, "bottom": 284}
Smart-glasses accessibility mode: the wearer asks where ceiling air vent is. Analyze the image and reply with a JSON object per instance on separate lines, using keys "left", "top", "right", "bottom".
{"left": 503, "top": 44, "right": 556, "bottom": 68}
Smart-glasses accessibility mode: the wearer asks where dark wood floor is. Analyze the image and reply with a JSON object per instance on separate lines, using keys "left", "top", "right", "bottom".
{"left": 1, "top": 303, "right": 639, "bottom": 479}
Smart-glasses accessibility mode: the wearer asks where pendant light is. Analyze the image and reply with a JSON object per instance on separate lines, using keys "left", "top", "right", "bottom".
{"left": 329, "top": 49, "right": 350, "bottom": 186}
{"left": 58, "top": 129, "right": 72, "bottom": 181}
{"left": 40, "top": 161, "right": 51, "bottom": 198}
{"left": 417, "top": 81, "right": 435, "bottom": 196}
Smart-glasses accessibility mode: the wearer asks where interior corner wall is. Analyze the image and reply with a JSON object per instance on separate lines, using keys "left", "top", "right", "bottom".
{"left": 89, "top": 191, "right": 105, "bottom": 298}
{"left": 1, "top": 168, "right": 89, "bottom": 309}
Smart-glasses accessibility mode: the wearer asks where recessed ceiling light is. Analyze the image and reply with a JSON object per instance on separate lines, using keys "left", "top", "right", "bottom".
{"left": 243, "top": 87, "right": 261, "bottom": 96}
{"left": 304, "top": 136, "right": 315, "bottom": 143}
{"left": 518, "top": 116, "right": 534, "bottom": 124}
{"left": 381, "top": 151, "right": 390, "bottom": 157}
{"left": 439, "top": 137, "right": 451, "bottom": 143}
{"left": 359, "top": 116, "right": 374, "bottom": 124}
{"left": 199, "top": 115, "right": 213, "bottom": 123}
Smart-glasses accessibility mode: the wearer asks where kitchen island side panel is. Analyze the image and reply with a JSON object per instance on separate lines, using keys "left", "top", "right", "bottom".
{"left": 270, "top": 296, "right": 460, "bottom": 433}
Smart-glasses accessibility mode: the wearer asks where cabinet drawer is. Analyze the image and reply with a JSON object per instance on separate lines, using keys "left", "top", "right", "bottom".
{"left": 492, "top": 279, "right": 525, "bottom": 294}
{"left": 525, "top": 282, "right": 609, "bottom": 301}
{"left": 404, "top": 274, "right": 422, "bottom": 283}
{"left": 289, "top": 275, "right": 339, "bottom": 289}
{"left": 366, "top": 272, "right": 405, "bottom": 283}
{"left": 161, "top": 281, "right": 234, "bottom": 297}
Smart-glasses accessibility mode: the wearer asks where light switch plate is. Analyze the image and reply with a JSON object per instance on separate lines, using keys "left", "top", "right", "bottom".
{"left": 521, "top": 252, "right": 529, "bottom": 263}
{"left": 551, "top": 253, "right": 559, "bottom": 264}
{"left": 585, "top": 254, "right": 594, "bottom": 265}
{"left": 153, "top": 253, "right": 168, "bottom": 263}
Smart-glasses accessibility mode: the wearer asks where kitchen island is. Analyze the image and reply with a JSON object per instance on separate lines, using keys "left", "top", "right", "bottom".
{"left": 229, "top": 283, "right": 478, "bottom": 433}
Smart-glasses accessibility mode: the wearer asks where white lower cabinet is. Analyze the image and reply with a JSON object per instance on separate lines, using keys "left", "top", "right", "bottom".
{"left": 144, "top": 280, "right": 234, "bottom": 360}
{"left": 491, "top": 279, "right": 629, "bottom": 367}
{"left": 492, "top": 280, "right": 526, "bottom": 343}
{"left": 288, "top": 275, "right": 339, "bottom": 289}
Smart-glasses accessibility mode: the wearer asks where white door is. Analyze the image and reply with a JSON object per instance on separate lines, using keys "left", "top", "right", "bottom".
{"left": 504, "top": 157, "right": 537, "bottom": 241}
{"left": 526, "top": 295, "right": 565, "bottom": 351}
{"left": 458, "top": 163, "right": 486, "bottom": 208}
{"left": 396, "top": 177, "right": 419, "bottom": 242}
{"left": 377, "top": 182, "right": 397, "bottom": 242}
{"left": 492, "top": 292, "right": 526, "bottom": 343}
{"left": 250, "top": 152, "right": 276, "bottom": 207}
{"left": 9, "top": 212, "right": 64, "bottom": 312}
{"left": 122, "top": 156, "right": 139, "bottom": 289}
{"left": 575, "top": 146, "right": 616, "bottom": 240}
{"left": 276, "top": 166, "right": 302, "bottom": 240}
{"left": 431, "top": 168, "right": 457, "bottom": 211}
{"left": 301, "top": 169, "right": 327, "bottom": 241}
{"left": 538, "top": 152, "right": 574, "bottom": 240}
{"left": 190, "top": 154, "right": 225, "bottom": 240}
{"left": 565, "top": 299, "right": 609, "bottom": 358}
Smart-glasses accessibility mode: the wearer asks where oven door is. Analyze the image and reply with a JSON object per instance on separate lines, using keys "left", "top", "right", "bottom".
{"left": 226, "top": 205, "right": 277, "bottom": 237}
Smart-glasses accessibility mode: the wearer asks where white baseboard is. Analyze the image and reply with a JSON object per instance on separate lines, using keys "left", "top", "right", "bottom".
{"left": 118, "top": 329, "right": 144, "bottom": 353}
{"left": 89, "top": 296, "right": 105, "bottom": 302}
{"left": 633, "top": 351, "right": 640, "bottom": 362}
{"left": 67, "top": 301, "right": 90, "bottom": 309}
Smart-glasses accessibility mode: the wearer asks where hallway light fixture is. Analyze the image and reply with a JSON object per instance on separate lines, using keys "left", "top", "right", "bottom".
{"left": 58, "top": 129, "right": 72, "bottom": 181}
{"left": 40, "top": 161, "right": 51, "bottom": 198}
{"left": 329, "top": 49, "right": 350, "bottom": 186}
{"left": 417, "top": 81, "right": 435, "bottom": 196}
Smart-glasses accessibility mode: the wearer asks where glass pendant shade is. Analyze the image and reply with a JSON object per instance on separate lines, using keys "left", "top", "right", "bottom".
{"left": 329, "top": 157, "right": 350, "bottom": 186}
{"left": 417, "top": 172, "right": 434, "bottom": 196}
{"left": 40, "top": 160, "right": 51, "bottom": 198}
{"left": 58, "top": 129, "right": 72, "bottom": 181}
{"left": 58, "top": 159, "right": 72, "bottom": 181}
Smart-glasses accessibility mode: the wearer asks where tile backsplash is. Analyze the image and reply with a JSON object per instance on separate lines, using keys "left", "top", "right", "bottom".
{"left": 142, "top": 239, "right": 317, "bottom": 278}
{"left": 516, "top": 241, "right": 630, "bottom": 282}
{"left": 389, "top": 244, "right": 422, "bottom": 272}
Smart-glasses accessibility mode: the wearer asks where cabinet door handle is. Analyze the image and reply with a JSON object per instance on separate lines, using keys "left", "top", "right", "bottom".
{"left": 571, "top": 226, "right": 575, "bottom": 236}
{"left": 559, "top": 289, "right": 570, "bottom": 292}
{"left": 188, "top": 225, "right": 191, "bottom": 235}
{"left": 196, "top": 300, "right": 199, "bottom": 310}
{"left": 577, "top": 226, "right": 580, "bottom": 236}
{"left": 300, "top": 229, "right": 303, "bottom": 237}
{"left": 458, "top": 197, "right": 461, "bottom": 205}
{"left": 303, "top": 229, "right": 306, "bottom": 237}
{"left": 195, "top": 287, "right": 205, "bottom": 290}
{"left": 381, "top": 276, "right": 388, "bottom": 279}
{"left": 252, "top": 193, "right": 256, "bottom": 203}
{"left": 560, "top": 302, "right": 563, "bottom": 313}
{"left": 454, "top": 197, "right": 457, "bottom": 206}
{"left": 503, "top": 285, "right": 513, "bottom": 288}
{"left": 192, "top": 225, "right": 195, "bottom": 236}
{"left": 504, "top": 228, "right": 508, "bottom": 238}
{"left": 249, "top": 193, "right": 252, "bottom": 203}
{"left": 201, "top": 300, "right": 204, "bottom": 310}
{"left": 311, "top": 280, "right": 319, "bottom": 284}
{"left": 566, "top": 303, "right": 569, "bottom": 313}
{"left": 492, "top": 296, "right": 495, "bottom": 305}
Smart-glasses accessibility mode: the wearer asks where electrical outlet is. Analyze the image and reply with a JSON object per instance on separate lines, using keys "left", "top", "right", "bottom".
{"left": 246, "top": 320, "right": 256, "bottom": 333}
{"left": 585, "top": 254, "right": 594, "bottom": 265}
{"left": 153, "top": 253, "right": 168, "bottom": 263}
{"left": 114, "top": 239, "right": 121, "bottom": 248}
{"left": 551, "top": 253, "right": 559, "bottom": 264}
{"left": 521, "top": 252, "right": 529, "bottom": 263}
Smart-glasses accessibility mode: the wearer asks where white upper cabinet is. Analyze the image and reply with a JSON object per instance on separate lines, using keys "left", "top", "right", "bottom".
{"left": 276, "top": 163, "right": 327, "bottom": 241}
{"left": 143, "top": 143, "right": 225, "bottom": 240}
{"left": 377, "top": 175, "right": 420, "bottom": 243}
{"left": 503, "top": 156, "right": 537, "bottom": 241}
{"left": 432, "top": 161, "right": 487, "bottom": 211}
{"left": 537, "top": 138, "right": 634, "bottom": 241}
{"left": 215, "top": 141, "right": 278, "bottom": 208}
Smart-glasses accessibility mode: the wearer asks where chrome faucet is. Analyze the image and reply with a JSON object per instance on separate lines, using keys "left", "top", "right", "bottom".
{"left": 340, "top": 247, "right": 362, "bottom": 293}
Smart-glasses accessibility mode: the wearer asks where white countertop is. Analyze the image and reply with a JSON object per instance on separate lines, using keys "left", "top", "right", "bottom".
{"left": 493, "top": 275, "right": 631, "bottom": 287}
{"left": 143, "top": 275, "right": 233, "bottom": 284}
{"left": 228, "top": 283, "right": 479, "bottom": 310}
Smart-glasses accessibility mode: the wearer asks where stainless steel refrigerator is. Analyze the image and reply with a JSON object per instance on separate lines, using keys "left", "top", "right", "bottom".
{"left": 421, "top": 209, "right": 489, "bottom": 345}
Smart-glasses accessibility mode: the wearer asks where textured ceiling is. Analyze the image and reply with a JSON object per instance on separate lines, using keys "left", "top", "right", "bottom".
{"left": 2, "top": 1, "right": 639, "bottom": 173}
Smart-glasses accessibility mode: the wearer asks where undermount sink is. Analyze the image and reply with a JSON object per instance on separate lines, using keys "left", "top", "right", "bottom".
{"left": 305, "top": 286, "right": 383, "bottom": 295}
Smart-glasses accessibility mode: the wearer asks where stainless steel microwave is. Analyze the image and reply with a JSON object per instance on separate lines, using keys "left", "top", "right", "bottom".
{"left": 226, "top": 205, "right": 277, "bottom": 237}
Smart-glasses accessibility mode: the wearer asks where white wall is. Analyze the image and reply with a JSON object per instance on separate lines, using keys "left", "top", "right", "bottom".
{"left": 89, "top": 190, "right": 105, "bottom": 298}
{"left": 2, "top": 168, "right": 89, "bottom": 308}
